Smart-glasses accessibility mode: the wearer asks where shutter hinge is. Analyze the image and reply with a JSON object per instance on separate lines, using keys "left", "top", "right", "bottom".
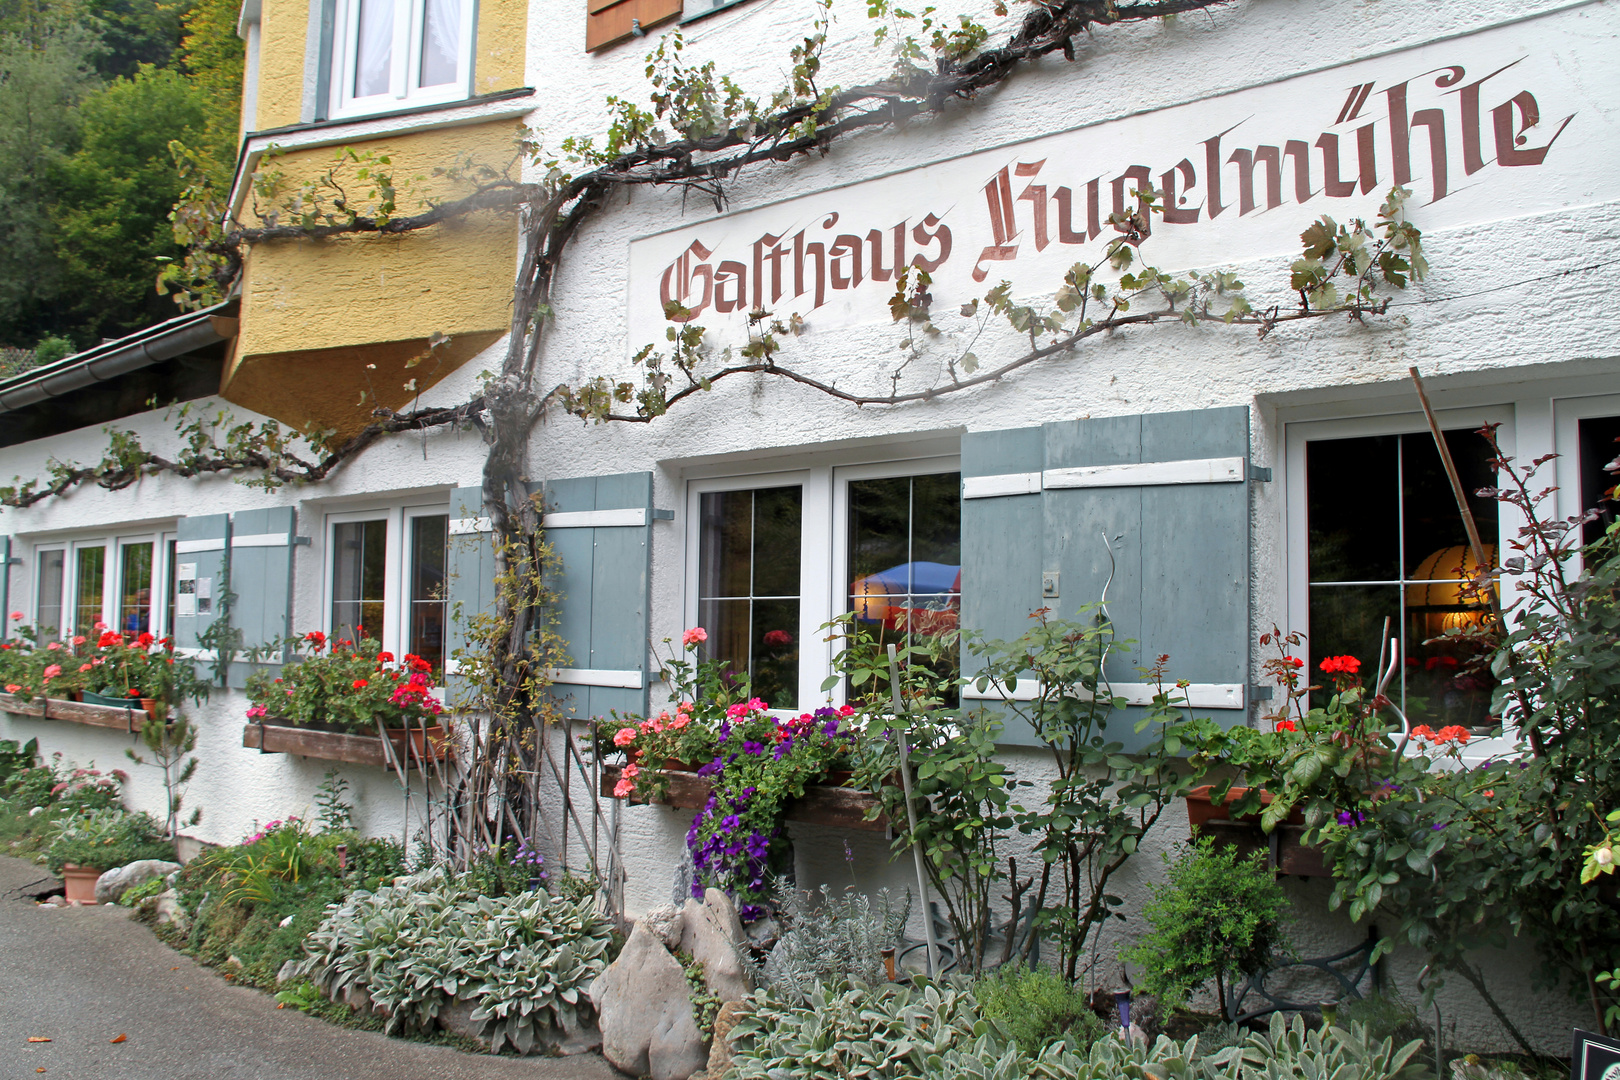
{"left": 1247, "top": 465, "right": 1273, "bottom": 482}
{"left": 651, "top": 509, "right": 675, "bottom": 521}
{"left": 1249, "top": 684, "right": 1275, "bottom": 702}
{"left": 293, "top": 535, "right": 312, "bottom": 546}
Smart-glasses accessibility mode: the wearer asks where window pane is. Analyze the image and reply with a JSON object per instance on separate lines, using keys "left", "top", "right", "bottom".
{"left": 119, "top": 542, "right": 154, "bottom": 637}
{"left": 847, "top": 473, "right": 961, "bottom": 705}
{"left": 1307, "top": 435, "right": 1398, "bottom": 582}
{"left": 1400, "top": 431, "right": 1498, "bottom": 580}
{"left": 165, "top": 539, "right": 178, "bottom": 639}
{"left": 409, "top": 515, "right": 448, "bottom": 669}
{"left": 1578, "top": 415, "right": 1620, "bottom": 549}
{"left": 353, "top": 0, "right": 394, "bottom": 97}
{"left": 697, "top": 487, "right": 802, "bottom": 709}
{"left": 36, "top": 550, "right": 65, "bottom": 641}
{"left": 332, "top": 519, "right": 388, "bottom": 644}
{"left": 418, "top": 0, "right": 460, "bottom": 87}
{"left": 74, "top": 546, "right": 105, "bottom": 639}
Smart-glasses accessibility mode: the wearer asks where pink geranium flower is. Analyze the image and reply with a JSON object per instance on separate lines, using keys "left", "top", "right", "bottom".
{"left": 613, "top": 727, "right": 636, "bottom": 747}
{"left": 682, "top": 627, "right": 708, "bottom": 647}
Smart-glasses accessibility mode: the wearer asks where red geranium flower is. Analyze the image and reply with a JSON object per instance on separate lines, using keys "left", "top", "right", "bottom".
{"left": 353, "top": 679, "right": 369, "bottom": 689}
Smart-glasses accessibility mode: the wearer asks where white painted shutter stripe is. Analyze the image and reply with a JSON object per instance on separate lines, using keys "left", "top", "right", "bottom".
{"left": 448, "top": 516, "right": 493, "bottom": 535}
{"left": 544, "top": 667, "right": 645, "bottom": 689}
{"left": 963, "top": 680, "right": 1244, "bottom": 709}
{"left": 1043, "top": 456, "right": 1245, "bottom": 489}
{"left": 962, "top": 472, "right": 1042, "bottom": 499}
{"left": 230, "top": 532, "right": 292, "bottom": 548}
{"left": 541, "top": 508, "right": 648, "bottom": 528}
{"left": 175, "top": 538, "right": 226, "bottom": 553}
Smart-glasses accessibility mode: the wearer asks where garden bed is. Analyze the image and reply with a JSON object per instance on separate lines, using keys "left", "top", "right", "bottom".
{"left": 599, "top": 764, "right": 890, "bottom": 832}
{"left": 241, "top": 719, "right": 449, "bottom": 770}
{"left": 0, "top": 691, "right": 156, "bottom": 733}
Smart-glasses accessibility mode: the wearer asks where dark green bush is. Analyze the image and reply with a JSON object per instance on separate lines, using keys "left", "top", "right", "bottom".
{"left": 973, "top": 964, "right": 1108, "bottom": 1053}
{"left": 1122, "top": 836, "right": 1292, "bottom": 1018}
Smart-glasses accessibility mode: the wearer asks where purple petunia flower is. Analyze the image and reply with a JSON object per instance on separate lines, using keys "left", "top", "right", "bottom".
{"left": 743, "top": 740, "right": 765, "bottom": 756}
{"left": 773, "top": 740, "right": 792, "bottom": 760}
{"left": 1336, "top": 810, "right": 1365, "bottom": 826}
{"left": 720, "top": 813, "right": 740, "bottom": 833}
{"left": 698, "top": 756, "right": 723, "bottom": 777}
{"left": 739, "top": 904, "right": 765, "bottom": 923}
{"left": 1432, "top": 822, "right": 1447, "bottom": 831}
{"left": 745, "top": 831, "right": 769, "bottom": 859}
{"left": 822, "top": 719, "right": 840, "bottom": 735}
{"left": 691, "top": 879, "right": 706, "bottom": 899}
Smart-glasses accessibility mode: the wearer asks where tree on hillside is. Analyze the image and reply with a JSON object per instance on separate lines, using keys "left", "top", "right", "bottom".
{"left": 51, "top": 63, "right": 204, "bottom": 338}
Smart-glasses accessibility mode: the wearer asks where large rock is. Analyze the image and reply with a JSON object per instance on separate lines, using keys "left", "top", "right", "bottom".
{"left": 593, "top": 922, "right": 708, "bottom": 1080}
{"left": 680, "top": 889, "right": 754, "bottom": 1002}
{"left": 95, "top": 860, "right": 181, "bottom": 905}
{"left": 640, "top": 903, "right": 685, "bottom": 949}
{"left": 705, "top": 1000, "right": 750, "bottom": 1078}
{"left": 151, "top": 889, "right": 188, "bottom": 931}
{"left": 438, "top": 998, "right": 491, "bottom": 1050}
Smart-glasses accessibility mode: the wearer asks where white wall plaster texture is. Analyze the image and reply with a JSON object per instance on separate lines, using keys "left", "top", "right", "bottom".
{"left": 0, "top": 0, "right": 1613, "bottom": 1052}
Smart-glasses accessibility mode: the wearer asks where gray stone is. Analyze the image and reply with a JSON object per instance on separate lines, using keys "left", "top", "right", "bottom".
{"left": 276, "top": 959, "right": 300, "bottom": 986}
{"left": 151, "top": 889, "right": 188, "bottom": 931}
{"left": 640, "top": 903, "right": 685, "bottom": 949}
{"left": 174, "top": 835, "right": 213, "bottom": 865}
{"left": 95, "top": 860, "right": 182, "bottom": 905}
{"left": 438, "top": 997, "right": 491, "bottom": 1049}
{"left": 593, "top": 922, "right": 708, "bottom": 1080}
{"left": 680, "top": 889, "right": 753, "bottom": 1002}
{"left": 705, "top": 1000, "right": 749, "bottom": 1078}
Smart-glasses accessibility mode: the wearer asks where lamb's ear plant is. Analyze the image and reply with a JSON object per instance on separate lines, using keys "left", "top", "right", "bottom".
{"left": 301, "top": 867, "right": 612, "bottom": 1054}
{"left": 738, "top": 878, "right": 910, "bottom": 1003}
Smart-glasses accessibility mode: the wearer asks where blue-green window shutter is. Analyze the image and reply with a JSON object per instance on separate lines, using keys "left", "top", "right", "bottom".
{"left": 961, "top": 407, "right": 1253, "bottom": 747}
{"left": 445, "top": 485, "right": 498, "bottom": 708}
{"left": 225, "top": 507, "right": 298, "bottom": 687}
{"left": 540, "top": 472, "right": 654, "bottom": 724}
{"left": 174, "top": 513, "right": 231, "bottom": 656}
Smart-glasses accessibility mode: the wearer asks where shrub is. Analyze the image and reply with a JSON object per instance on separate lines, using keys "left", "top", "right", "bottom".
{"left": 973, "top": 965, "right": 1107, "bottom": 1054}
{"left": 301, "top": 867, "right": 612, "bottom": 1054}
{"left": 45, "top": 807, "right": 173, "bottom": 873}
{"left": 1338, "top": 989, "right": 1429, "bottom": 1047}
{"left": 1122, "top": 837, "right": 1292, "bottom": 1017}
{"left": 743, "top": 880, "right": 910, "bottom": 1003}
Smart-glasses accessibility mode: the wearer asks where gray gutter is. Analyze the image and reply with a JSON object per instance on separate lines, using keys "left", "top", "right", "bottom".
{"left": 0, "top": 302, "right": 234, "bottom": 415}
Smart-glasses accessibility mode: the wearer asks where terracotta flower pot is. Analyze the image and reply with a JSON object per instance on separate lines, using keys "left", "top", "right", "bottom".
{"left": 385, "top": 724, "right": 449, "bottom": 763}
{"left": 60, "top": 864, "right": 103, "bottom": 904}
{"left": 1184, "top": 785, "right": 1304, "bottom": 829}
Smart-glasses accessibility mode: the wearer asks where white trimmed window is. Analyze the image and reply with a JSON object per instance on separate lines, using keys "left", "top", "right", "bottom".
{"left": 329, "top": 0, "right": 474, "bottom": 118}
{"left": 323, "top": 504, "right": 449, "bottom": 667}
{"left": 683, "top": 453, "right": 961, "bottom": 711}
{"left": 32, "top": 530, "right": 178, "bottom": 642}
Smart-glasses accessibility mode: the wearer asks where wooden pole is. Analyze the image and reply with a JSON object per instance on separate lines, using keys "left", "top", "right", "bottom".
{"left": 1408, "top": 367, "right": 1502, "bottom": 620}
{"left": 888, "top": 643, "right": 941, "bottom": 978}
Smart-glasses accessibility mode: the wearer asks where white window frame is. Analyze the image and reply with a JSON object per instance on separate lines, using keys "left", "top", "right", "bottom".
{"left": 1553, "top": 391, "right": 1620, "bottom": 578}
{"left": 29, "top": 528, "right": 177, "bottom": 642}
{"left": 322, "top": 502, "right": 449, "bottom": 660}
{"left": 681, "top": 451, "right": 962, "bottom": 713}
{"left": 328, "top": 0, "right": 475, "bottom": 119}
{"left": 1284, "top": 406, "right": 1515, "bottom": 765}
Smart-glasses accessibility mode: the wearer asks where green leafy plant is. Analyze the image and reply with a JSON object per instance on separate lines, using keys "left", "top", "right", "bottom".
{"left": 243, "top": 632, "right": 446, "bottom": 733}
{"left": 45, "top": 807, "right": 173, "bottom": 874}
{"left": 743, "top": 880, "right": 911, "bottom": 1003}
{"left": 125, "top": 706, "right": 201, "bottom": 837}
{"left": 972, "top": 965, "right": 1107, "bottom": 1055}
{"left": 118, "top": 875, "right": 168, "bottom": 907}
{"left": 680, "top": 955, "right": 723, "bottom": 1038}
{"left": 301, "top": 867, "right": 612, "bottom": 1054}
{"left": 1122, "top": 837, "right": 1292, "bottom": 1018}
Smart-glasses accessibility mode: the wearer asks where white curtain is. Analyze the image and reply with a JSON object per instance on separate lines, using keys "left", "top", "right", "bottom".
{"left": 419, "top": 0, "right": 460, "bottom": 88}
{"left": 354, "top": 0, "right": 394, "bottom": 98}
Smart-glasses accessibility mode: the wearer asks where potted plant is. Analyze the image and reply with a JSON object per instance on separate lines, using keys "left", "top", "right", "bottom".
{"left": 80, "top": 628, "right": 208, "bottom": 719}
{"left": 46, "top": 807, "right": 174, "bottom": 903}
{"left": 243, "top": 632, "right": 449, "bottom": 761}
{"left": 1, "top": 623, "right": 86, "bottom": 704}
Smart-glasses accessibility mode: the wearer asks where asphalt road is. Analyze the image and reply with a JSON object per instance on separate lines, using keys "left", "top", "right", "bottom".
{"left": 0, "top": 856, "right": 626, "bottom": 1080}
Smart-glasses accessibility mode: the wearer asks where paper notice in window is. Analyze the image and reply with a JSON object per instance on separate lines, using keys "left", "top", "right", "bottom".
{"left": 197, "top": 577, "right": 212, "bottom": 615}
{"left": 178, "top": 563, "right": 197, "bottom": 582}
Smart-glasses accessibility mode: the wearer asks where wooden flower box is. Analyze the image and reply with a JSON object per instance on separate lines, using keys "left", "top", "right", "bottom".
{"left": 1185, "top": 785, "right": 1330, "bottom": 878}
{"left": 599, "top": 764, "right": 890, "bottom": 833}
{"left": 242, "top": 718, "right": 450, "bottom": 771}
{"left": 0, "top": 691, "right": 157, "bottom": 733}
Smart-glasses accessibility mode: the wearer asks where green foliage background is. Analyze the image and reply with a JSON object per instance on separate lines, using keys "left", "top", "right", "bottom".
{"left": 0, "top": 0, "right": 241, "bottom": 356}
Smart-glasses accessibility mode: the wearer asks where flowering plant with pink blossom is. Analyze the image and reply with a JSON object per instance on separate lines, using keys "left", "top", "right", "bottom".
{"left": 244, "top": 633, "right": 445, "bottom": 733}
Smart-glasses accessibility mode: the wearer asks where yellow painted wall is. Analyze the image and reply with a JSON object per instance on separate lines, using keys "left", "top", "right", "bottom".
{"left": 255, "top": 0, "right": 308, "bottom": 131}
{"left": 224, "top": 119, "right": 522, "bottom": 439}
{"left": 251, "top": 0, "right": 531, "bottom": 133}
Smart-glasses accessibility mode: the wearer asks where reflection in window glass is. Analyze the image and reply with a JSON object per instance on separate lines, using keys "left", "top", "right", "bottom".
{"left": 165, "top": 539, "right": 178, "bottom": 640}
{"left": 36, "top": 550, "right": 65, "bottom": 640}
{"left": 332, "top": 520, "right": 388, "bottom": 644}
{"left": 409, "top": 515, "right": 448, "bottom": 669}
{"left": 847, "top": 473, "right": 961, "bottom": 702}
{"left": 119, "top": 542, "right": 154, "bottom": 637}
{"left": 74, "top": 546, "right": 106, "bottom": 639}
{"left": 418, "top": 0, "right": 460, "bottom": 86}
{"left": 1306, "top": 430, "right": 1499, "bottom": 728}
{"left": 698, "top": 487, "right": 801, "bottom": 709}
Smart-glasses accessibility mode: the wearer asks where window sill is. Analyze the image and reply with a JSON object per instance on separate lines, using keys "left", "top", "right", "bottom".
{"left": 0, "top": 692, "right": 156, "bottom": 734}
{"left": 599, "top": 764, "right": 889, "bottom": 832}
